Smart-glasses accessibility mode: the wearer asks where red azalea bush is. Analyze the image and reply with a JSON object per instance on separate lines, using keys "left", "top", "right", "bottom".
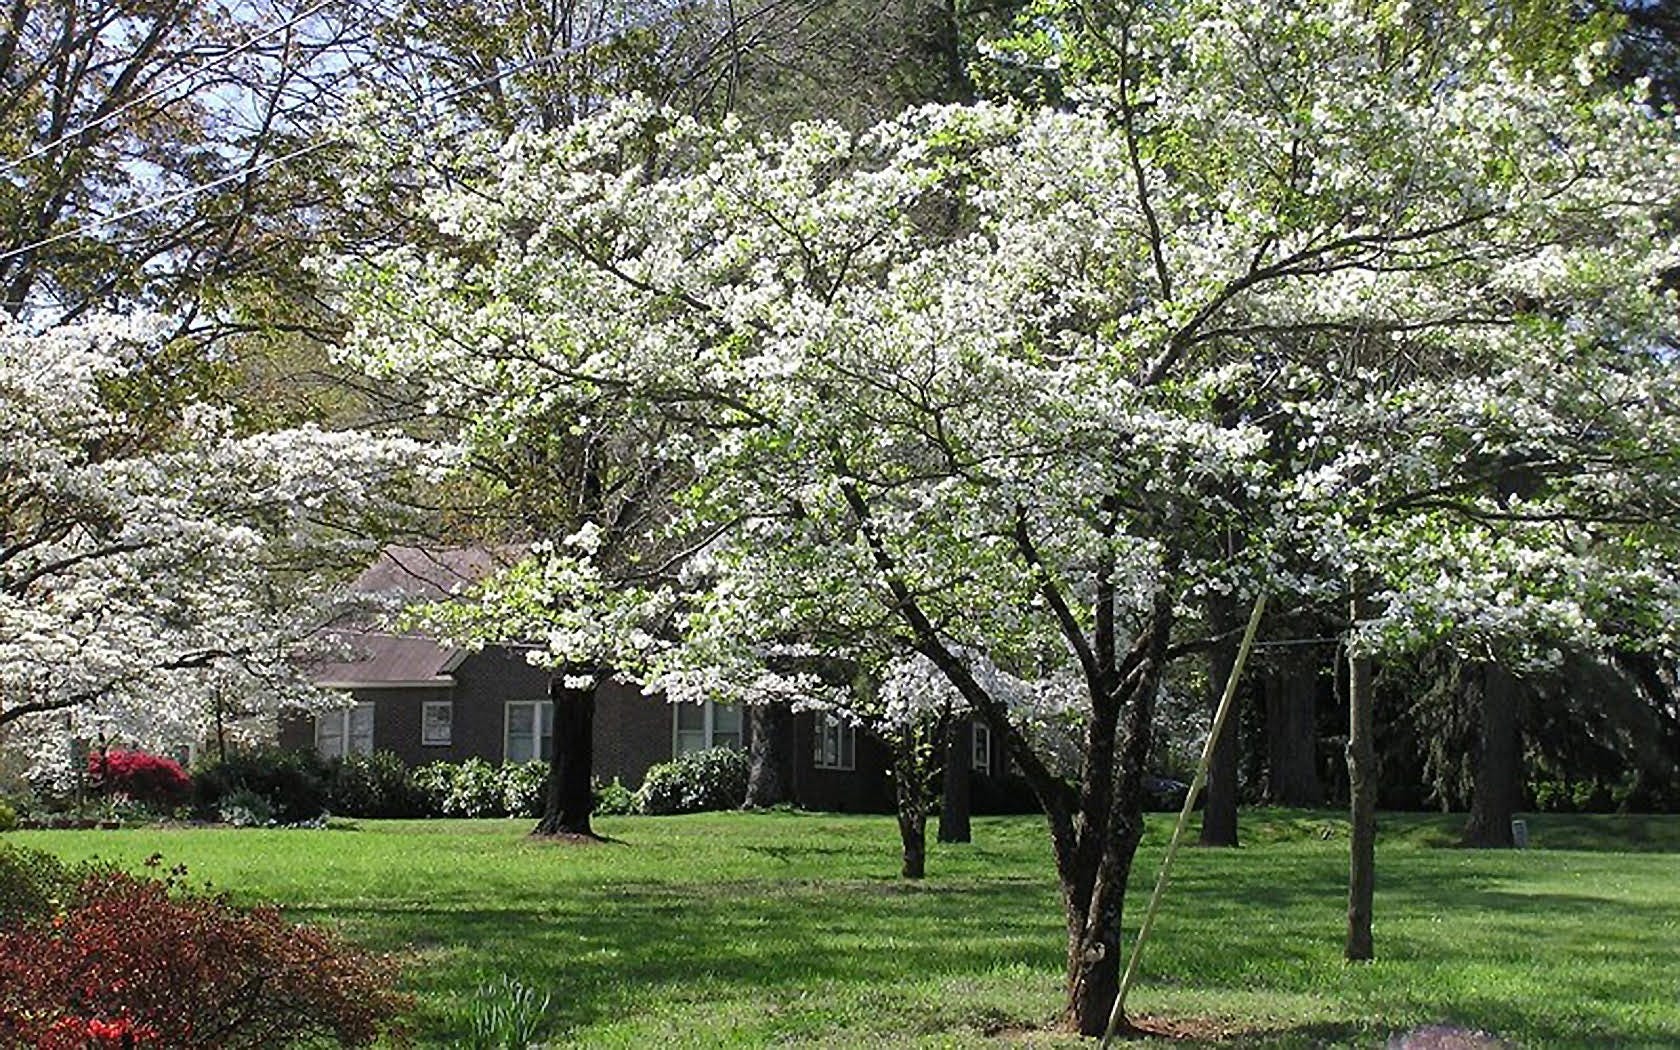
{"left": 86, "top": 749, "right": 192, "bottom": 810}
{"left": 0, "top": 863, "right": 409, "bottom": 1048}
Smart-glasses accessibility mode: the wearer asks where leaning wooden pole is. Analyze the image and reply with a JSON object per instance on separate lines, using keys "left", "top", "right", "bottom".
{"left": 1099, "top": 591, "right": 1269, "bottom": 1048}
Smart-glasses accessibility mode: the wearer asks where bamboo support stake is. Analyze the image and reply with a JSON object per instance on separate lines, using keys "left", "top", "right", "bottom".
{"left": 1099, "top": 591, "right": 1269, "bottom": 1048}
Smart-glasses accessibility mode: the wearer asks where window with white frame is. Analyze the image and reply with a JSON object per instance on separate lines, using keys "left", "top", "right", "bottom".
{"left": 316, "top": 702, "right": 375, "bottom": 759}
{"left": 673, "top": 700, "right": 743, "bottom": 756}
{"left": 421, "top": 700, "right": 453, "bottom": 746}
{"left": 504, "top": 701, "right": 554, "bottom": 764}
{"left": 813, "top": 712, "right": 855, "bottom": 770}
{"left": 971, "top": 721, "right": 992, "bottom": 773}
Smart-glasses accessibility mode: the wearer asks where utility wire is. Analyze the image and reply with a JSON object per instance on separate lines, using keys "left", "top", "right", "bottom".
{"left": 0, "top": 140, "right": 332, "bottom": 267}
{"left": 1, "top": 0, "right": 345, "bottom": 177}
{"left": 0, "top": 0, "right": 696, "bottom": 270}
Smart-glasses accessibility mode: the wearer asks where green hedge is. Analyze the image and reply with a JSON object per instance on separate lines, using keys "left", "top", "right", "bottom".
{"left": 193, "top": 750, "right": 694, "bottom": 821}
{"left": 634, "top": 748, "right": 749, "bottom": 815}
{"left": 192, "top": 747, "right": 331, "bottom": 824}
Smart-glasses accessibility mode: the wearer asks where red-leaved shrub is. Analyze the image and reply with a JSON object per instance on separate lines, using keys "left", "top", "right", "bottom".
{"left": 0, "top": 866, "right": 409, "bottom": 1048}
{"left": 86, "top": 749, "right": 191, "bottom": 809}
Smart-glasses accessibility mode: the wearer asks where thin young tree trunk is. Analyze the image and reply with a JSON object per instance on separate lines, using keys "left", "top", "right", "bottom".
{"left": 536, "top": 675, "right": 596, "bottom": 837}
{"left": 1199, "top": 594, "right": 1240, "bottom": 847}
{"left": 743, "top": 702, "right": 791, "bottom": 808}
{"left": 1462, "top": 663, "right": 1521, "bottom": 848}
{"left": 937, "top": 713, "right": 971, "bottom": 843}
{"left": 892, "top": 730, "right": 928, "bottom": 879}
{"left": 1345, "top": 596, "right": 1376, "bottom": 961}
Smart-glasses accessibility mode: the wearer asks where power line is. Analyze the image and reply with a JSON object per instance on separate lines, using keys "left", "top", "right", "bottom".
{"left": 0, "top": 0, "right": 697, "bottom": 270}
{"left": 1, "top": 0, "right": 345, "bottom": 177}
{"left": 0, "top": 140, "right": 333, "bottom": 268}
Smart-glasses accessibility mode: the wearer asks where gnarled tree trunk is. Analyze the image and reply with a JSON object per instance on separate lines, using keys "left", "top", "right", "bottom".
{"left": 744, "top": 702, "right": 792, "bottom": 808}
{"left": 895, "top": 783, "right": 928, "bottom": 879}
{"left": 1055, "top": 599, "right": 1171, "bottom": 1036}
{"left": 536, "top": 675, "right": 596, "bottom": 837}
{"left": 837, "top": 476, "right": 1174, "bottom": 1036}
{"left": 890, "top": 728, "right": 930, "bottom": 879}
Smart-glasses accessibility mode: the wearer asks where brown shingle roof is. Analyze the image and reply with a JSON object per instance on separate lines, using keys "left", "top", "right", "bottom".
{"left": 348, "top": 546, "right": 518, "bottom": 600}
{"left": 312, "top": 546, "right": 524, "bottom": 687}
{"left": 312, "top": 630, "right": 457, "bottom": 688}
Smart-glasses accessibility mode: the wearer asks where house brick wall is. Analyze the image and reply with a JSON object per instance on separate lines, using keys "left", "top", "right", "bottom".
{"left": 282, "top": 645, "right": 904, "bottom": 814}
{"left": 789, "top": 712, "right": 893, "bottom": 813}
{"left": 278, "top": 685, "right": 452, "bottom": 766}
{"left": 593, "top": 682, "right": 672, "bottom": 790}
{"left": 450, "top": 649, "right": 550, "bottom": 762}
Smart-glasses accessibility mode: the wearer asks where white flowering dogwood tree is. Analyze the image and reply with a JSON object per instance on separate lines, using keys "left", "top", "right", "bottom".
{"left": 0, "top": 314, "right": 432, "bottom": 779}
{"left": 335, "top": 0, "right": 1678, "bottom": 1033}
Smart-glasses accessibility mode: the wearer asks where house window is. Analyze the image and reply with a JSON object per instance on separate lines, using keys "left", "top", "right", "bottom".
{"left": 971, "top": 721, "right": 992, "bottom": 774}
{"left": 673, "top": 700, "right": 743, "bottom": 756}
{"left": 316, "top": 703, "right": 375, "bottom": 759}
{"left": 421, "top": 700, "right": 453, "bottom": 746}
{"left": 813, "top": 713, "right": 855, "bottom": 770}
{"left": 505, "top": 701, "right": 554, "bottom": 764}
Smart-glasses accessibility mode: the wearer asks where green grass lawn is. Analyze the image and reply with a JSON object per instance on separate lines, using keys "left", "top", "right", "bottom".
{"left": 10, "top": 810, "right": 1679, "bottom": 1048}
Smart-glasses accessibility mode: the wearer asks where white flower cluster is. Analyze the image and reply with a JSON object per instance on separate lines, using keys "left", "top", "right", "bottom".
{"left": 1, "top": 315, "right": 438, "bottom": 771}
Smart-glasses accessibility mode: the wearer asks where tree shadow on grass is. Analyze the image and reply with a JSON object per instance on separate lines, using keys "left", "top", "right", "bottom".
{"left": 1512, "top": 814, "right": 1680, "bottom": 854}
{"left": 292, "top": 876, "right": 1066, "bottom": 1044}
{"left": 276, "top": 825, "right": 1677, "bottom": 1048}
{"left": 1112, "top": 845, "right": 1679, "bottom": 1050}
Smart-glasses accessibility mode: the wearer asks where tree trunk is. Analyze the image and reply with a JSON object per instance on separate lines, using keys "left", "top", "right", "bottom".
{"left": 535, "top": 676, "right": 595, "bottom": 837}
{"left": 1061, "top": 810, "right": 1144, "bottom": 1035}
{"left": 1265, "top": 661, "right": 1323, "bottom": 805}
{"left": 1199, "top": 594, "right": 1241, "bottom": 847}
{"left": 214, "top": 688, "right": 229, "bottom": 764}
{"left": 743, "top": 702, "right": 792, "bottom": 808}
{"left": 937, "top": 714, "right": 972, "bottom": 843}
{"left": 1462, "top": 663, "right": 1521, "bottom": 848}
{"left": 1345, "top": 598, "right": 1376, "bottom": 962}
{"left": 1060, "top": 604, "right": 1166, "bottom": 1036}
{"left": 1059, "top": 723, "right": 1153, "bottom": 1035}
{"left": 892, "top": 733, "right": 928, "bottom": 879}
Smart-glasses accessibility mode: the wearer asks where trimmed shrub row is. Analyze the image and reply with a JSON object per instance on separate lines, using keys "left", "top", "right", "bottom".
{"left": 189, "top": 749, "right": 519, "bottom": 821}
{"left": 412, "top": 757, "right": 547, "bottom": 818}
{"left": 188, "top": 747, "right": 721, "bottom": 821}
{"left": 6, "top": 744, "right": 753, "bottom": 825}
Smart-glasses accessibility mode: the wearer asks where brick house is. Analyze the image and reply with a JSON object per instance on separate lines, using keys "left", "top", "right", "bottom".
{"left": 278, "top": 548, "right": 1008, "bottom": 811}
